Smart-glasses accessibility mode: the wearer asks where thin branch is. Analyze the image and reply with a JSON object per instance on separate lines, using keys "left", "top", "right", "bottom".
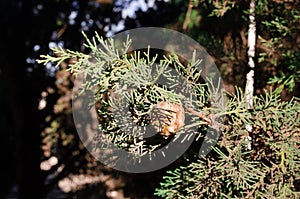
{"left": 183, "top": 0, "right": 193, "bottom": 30}
{"left": 185, "top": 106, "right": 229, "bottom": 131}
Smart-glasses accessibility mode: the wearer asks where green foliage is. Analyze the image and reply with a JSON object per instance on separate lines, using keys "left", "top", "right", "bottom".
{"left": 154, "top": 1, "right": 300, "bottom": 197}
{"left": 38, "top": 30, "right": 300, "bottom": 198}
{"left": 208, "top": 0, "right": 237, "bottom": 17}
{"left": 182, "top": 0, "right": 299, "bottom": 94}
{"left": 190, "top": 0, "right": 238, "bottom": 17}
{"left": 187, "top": 9, "right": 202, "bottom": 29}
{"left": 155, "top": 89, "right": 300, "bottom": 198}
{"left": 268, "top": 71, "right": 300, "bottom": 95}
{"left": 37, "top": 32, "right": 226, "bottom": 159}
{"left": 256, "top": 0, "right": 300, "bottom": 94}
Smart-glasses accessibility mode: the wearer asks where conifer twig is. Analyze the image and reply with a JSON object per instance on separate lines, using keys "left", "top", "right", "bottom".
{"left": 185, "top": 106, "right": 229, "bottom": 131}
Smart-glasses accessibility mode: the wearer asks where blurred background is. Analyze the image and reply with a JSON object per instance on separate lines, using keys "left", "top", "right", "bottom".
{"left": 0, "top": 0, "right": 299, "bottom": 198}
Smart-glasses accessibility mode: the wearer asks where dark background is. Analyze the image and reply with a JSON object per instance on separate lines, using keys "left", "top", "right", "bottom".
{"left": 0, "top": 0, "right": 181, "bottom": 198}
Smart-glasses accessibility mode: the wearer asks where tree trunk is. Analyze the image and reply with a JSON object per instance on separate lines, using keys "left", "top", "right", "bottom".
{"left": 245, "top": 0, "right": 256, "bottom": 108}
{"left": 244, "top": 0, "right": 256, "bottom": 149}
{"left": 0, "top": 0, "right": 43, "bottom": 198}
